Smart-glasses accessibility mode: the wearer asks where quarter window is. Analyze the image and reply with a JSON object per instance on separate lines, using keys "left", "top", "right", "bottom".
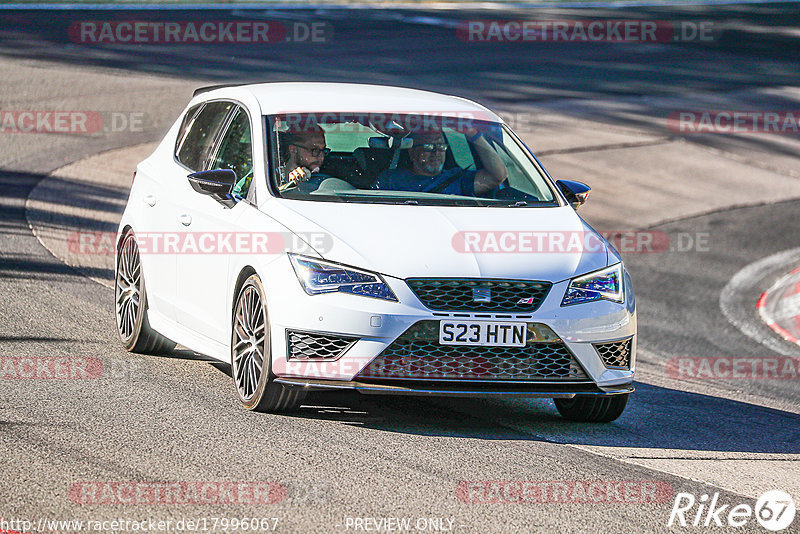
{"left": 176, "top": 101, "right": 234, "bottom": 171}
{"left": 175, "top": 104, "right": 202, "bottom": 155}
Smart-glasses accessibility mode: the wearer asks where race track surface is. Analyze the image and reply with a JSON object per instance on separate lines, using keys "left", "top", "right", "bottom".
{"left": 0, "top": 3, "right": 798, "bottom": 533}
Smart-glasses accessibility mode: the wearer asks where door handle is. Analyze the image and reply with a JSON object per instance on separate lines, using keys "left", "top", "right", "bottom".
{"left": 143, "top": 194, "right": 156, "bottom": 207}
{"left": 178, "top": 214, "right": 192, "bottom": 226}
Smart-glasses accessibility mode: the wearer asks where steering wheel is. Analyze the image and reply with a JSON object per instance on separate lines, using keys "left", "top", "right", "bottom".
{"left": 280, "top": 172, "right": 334, "bottom": 193}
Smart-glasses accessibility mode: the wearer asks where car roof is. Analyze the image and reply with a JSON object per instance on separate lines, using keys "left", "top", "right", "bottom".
{"left": 193, "top": 82, "right": 502, "bottom": 122}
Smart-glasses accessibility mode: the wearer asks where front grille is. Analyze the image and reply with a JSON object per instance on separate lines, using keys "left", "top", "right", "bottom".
{"left": 406, "top": 278, "right": 551, "bottom": 313}
{"left": 287, "top": 330, "right": 357, "bottom": 360}
{"left": 594, "top": 339, "right": 632, "bottom": 369}
{"left": 358, "top": 321, "right": 588, "bottom": 381}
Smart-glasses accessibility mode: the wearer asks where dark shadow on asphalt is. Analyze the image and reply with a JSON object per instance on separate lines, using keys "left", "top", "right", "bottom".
{"left": 0, "top": 169, "right": 91, "bottom": 280}
{"left": 190, "top": 309, "right": 800, "bottom": 454}
{"left": 24, "top": 173, "right": 128, "bottom": 233}
{"left": 0, "top": 169, "right": 121, "bottom": 281}
{"left": 0, "top": 170, "right": 46, "bottom": 213}
{"left": 276, "top": 382, "right": 800, "bottom": 454}
{"left": 0, "top": 256, "right": 110, "bottom": 279}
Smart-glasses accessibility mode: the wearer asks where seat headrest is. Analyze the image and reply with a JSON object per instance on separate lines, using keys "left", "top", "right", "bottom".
{"left": 368, "top": 137, "right": 413, "bottom": 150}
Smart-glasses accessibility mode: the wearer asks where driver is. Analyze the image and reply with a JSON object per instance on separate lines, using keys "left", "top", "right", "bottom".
{"left": 278, "top": 125, "right": 331, "bottom": 192}
{"left": 373, "top": 128, "right": 508, "bottom": 196}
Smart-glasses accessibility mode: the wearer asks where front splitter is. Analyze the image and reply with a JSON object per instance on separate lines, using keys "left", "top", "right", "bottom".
{"left": 273, "top": 377, "right": 634, "bottom": 398}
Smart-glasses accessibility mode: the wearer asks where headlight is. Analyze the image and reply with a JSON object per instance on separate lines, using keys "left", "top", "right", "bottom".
{"left": 289, "top": 254, "right": 397, "bottom": 302}
{"left": 561, "top": 263, "right": 623, "bottom": 306}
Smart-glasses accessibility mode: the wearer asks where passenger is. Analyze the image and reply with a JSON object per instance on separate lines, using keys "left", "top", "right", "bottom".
{"left": 278, "top": 125, "right": 331, "bottom": 191}
{"left": 373, "top": 128, "right": 508, "bottom": 196}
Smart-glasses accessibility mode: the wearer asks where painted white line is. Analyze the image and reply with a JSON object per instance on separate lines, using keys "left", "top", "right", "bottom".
{"left": 24, "top": 208, "right": 115, "bottom": 290}
{"left": 720, "top": 247, "right": 800, "bottom": 357}
{"left": 758, "top": 269, "right": 800, "bottom": 346}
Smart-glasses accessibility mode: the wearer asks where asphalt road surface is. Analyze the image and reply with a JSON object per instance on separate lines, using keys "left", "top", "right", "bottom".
{"left": 1, "top": 2, "right": 799, "bottom": 533}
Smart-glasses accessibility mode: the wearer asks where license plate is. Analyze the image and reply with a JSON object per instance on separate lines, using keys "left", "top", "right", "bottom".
{"left": 439, "top": 320, "right": 527, "bottom": 347}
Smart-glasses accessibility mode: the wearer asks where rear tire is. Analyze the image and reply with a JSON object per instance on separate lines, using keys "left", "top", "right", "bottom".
{"left": 554, "top": 393, "right": 629, "bottom": 422}
{"left": 231, "top": 274, "right": 306, "bottom": 412}
{"left": 115, "top": 231, "right": 176, "bottom": 355}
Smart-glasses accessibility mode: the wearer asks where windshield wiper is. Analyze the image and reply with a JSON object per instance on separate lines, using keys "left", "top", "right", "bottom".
{"left": 502, "top": 200, "right": 557, "bottom": 207}
{"left": 401, "top": 200, "right": 419, "bottom": 205}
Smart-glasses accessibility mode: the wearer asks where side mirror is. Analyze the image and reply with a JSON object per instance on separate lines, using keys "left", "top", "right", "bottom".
{"left": 556, "top": 179, "right": 591, "bottom": 209}
{"left": 188, "top": 169, "right": 237, "bottom": 208}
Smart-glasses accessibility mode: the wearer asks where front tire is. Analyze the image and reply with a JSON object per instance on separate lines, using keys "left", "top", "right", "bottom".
{"left": 115, "top": 231, "right": 175, "bottom": 354}
{"left": 231, "top": 274, "right": 306, "bottom": 412}
{"left": 554, "top": 393, "right": 629, "bottom": 422}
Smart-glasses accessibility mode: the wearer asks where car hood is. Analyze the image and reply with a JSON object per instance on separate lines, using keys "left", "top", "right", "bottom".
{"left": 266, "top": 199, "right": 609, "bottom": 282}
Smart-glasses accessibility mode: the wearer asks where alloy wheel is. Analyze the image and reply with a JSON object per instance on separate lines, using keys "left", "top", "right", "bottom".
{"left": 232, "top": 284, "right": 266, "bottom": 400}
{"left": 116, "top": 234, "right": 141, "bottom": 341}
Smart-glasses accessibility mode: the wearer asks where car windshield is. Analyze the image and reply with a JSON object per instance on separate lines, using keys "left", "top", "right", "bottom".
{"left": 267, "top": 113, "right": 559, "bottom": 207}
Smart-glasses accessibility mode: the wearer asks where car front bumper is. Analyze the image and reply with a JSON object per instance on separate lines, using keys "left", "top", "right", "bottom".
{"left": 265, "top": 255, "right": 636, "bottom": 397}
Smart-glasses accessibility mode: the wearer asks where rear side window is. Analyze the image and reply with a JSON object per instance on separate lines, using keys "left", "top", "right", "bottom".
{"left": 175, "top": 101, "right": 234, "bottom": 171}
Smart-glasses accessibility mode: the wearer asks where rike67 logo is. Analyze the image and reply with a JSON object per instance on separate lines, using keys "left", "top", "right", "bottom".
{"left": 668, "top": 490, "right": 796, "bottom": 531}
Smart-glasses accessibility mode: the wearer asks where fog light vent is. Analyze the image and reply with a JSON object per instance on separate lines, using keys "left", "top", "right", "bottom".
{"left": 287, "top": 330, "right": 357, "bottom": 360}
{"left": 594, "top": 339, "right": 632, "bottom": 369}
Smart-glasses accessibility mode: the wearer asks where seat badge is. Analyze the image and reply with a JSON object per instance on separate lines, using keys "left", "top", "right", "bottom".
{"left": 472, "top": 287, "right": 492, "bottom": 303}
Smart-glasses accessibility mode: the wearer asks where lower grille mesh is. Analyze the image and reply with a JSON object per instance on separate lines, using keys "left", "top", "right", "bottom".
{"left": 287, "top": 331, "right": 357, "bottom": 360}
{"left": 358, "top": 321, "right": 588, "bottom": 381}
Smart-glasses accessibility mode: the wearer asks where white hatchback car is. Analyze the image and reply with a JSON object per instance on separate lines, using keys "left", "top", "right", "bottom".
{"left": 115, "top": 83, "right": 636, "bottom": 421}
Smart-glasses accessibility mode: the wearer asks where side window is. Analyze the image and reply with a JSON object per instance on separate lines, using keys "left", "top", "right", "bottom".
{"left": 176, "top": 101, "right": 234, "bottom": 171}
{"left": 212, "top": 107, "right": 254, "bottom": 198}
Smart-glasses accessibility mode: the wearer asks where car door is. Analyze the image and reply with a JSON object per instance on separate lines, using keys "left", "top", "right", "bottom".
{"left": 134, "top": 103, "right": 207, "bottom": 322}
{"left": 174, "top": 104, "right": 257, "bottom": 345}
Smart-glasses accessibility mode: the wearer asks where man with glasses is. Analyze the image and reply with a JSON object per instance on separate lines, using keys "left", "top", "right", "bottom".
{"left": 373, "top": 128, "right": 507, "bottom": 196}
{"left": 278, "top": 125, "right": 331, "bottom": 191}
